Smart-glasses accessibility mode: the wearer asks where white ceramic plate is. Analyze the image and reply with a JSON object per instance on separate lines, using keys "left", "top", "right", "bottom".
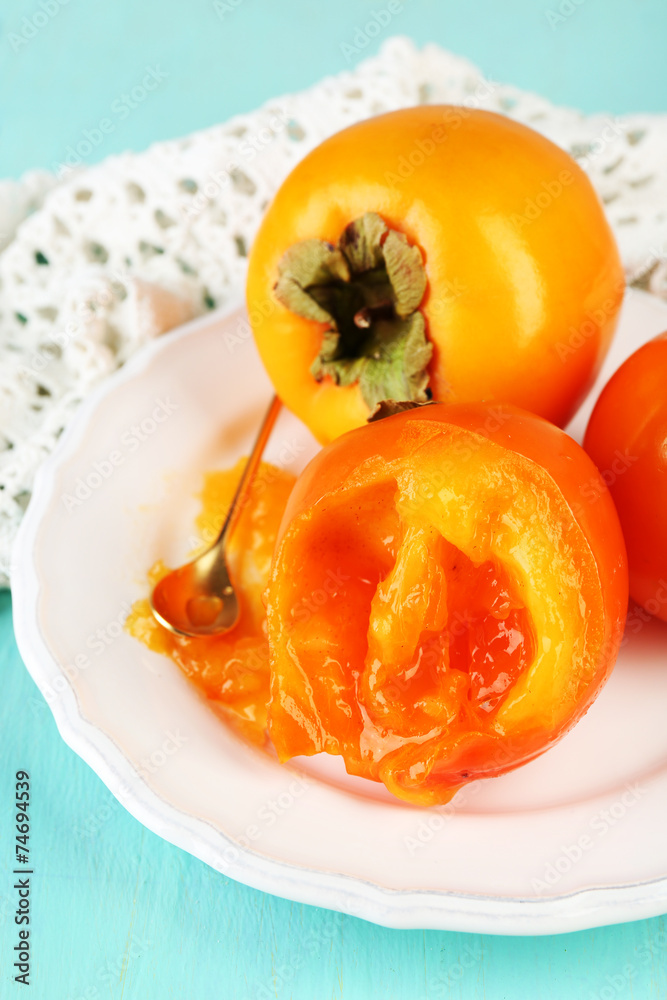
{"left": 12, "top": 288, "right": 667, "bottom": 935}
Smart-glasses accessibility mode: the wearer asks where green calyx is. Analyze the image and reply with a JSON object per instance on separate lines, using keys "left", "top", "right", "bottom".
{"left": 273, "top": 212, "right": 432, "bottom": 412}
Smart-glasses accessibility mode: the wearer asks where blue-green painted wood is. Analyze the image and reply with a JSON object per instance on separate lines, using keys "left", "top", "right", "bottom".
{"left": 1, "top": 0, "right": 667, "bottom": 179}
{"left": 3, "top": 2, "right": 667, "bottom": 995}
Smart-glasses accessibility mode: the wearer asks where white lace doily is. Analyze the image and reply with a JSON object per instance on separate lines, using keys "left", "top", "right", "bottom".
{"left": 2, "top": 36, "right": 667, "bottom": 585}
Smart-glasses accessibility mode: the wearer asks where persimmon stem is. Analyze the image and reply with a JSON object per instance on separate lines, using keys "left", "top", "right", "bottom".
{"left": 273, "top": 212, "right": 432, "bottom": 412}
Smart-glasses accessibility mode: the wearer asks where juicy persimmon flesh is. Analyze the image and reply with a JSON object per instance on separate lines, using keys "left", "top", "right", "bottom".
{"left": 265, "top": 403, "right": 628, "bottom": 806}
{"left": 126, "top": 461, "right": 295, "bottom": 746}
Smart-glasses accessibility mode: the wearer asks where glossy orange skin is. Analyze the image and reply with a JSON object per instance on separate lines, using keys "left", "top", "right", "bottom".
{"left": 247, "top": 106, "right": 624, "bottom": 445}
{"left": 585, "top": 332, "right": 667, "bottom": 620}
{"left": 266, "top": 403, "right": 628, "bottom": 805}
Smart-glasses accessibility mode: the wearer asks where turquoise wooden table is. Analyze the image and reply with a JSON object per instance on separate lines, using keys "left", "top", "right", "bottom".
{"left": 2, "top": 1, "right": 667, "bottom": 997}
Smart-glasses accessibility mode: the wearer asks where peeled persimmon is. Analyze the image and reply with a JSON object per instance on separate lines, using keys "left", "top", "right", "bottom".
{"left": 265, "top": 403, "right": 628, "bottom": 805}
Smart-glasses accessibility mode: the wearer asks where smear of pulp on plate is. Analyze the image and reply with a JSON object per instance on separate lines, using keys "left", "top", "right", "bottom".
{"left": 125, "top": 460, "right": 296, "bottom": 746}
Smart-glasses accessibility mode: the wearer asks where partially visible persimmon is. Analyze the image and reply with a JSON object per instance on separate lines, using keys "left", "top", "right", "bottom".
{"left": 585, "top": 332, "right": 667, "bottom": 621}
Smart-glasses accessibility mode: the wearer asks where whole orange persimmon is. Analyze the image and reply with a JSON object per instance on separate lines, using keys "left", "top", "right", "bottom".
{"left": 246, "top": 106, "right": 624, "bottom": 444}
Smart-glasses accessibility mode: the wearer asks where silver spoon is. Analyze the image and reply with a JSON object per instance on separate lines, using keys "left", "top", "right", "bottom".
{"left": 150, "top": 395, "right": 282, "bottom": 637}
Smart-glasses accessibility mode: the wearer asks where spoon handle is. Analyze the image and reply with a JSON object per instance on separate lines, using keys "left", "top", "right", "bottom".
{"left": 216, "top": 394, "right": 282, "bottom": 546}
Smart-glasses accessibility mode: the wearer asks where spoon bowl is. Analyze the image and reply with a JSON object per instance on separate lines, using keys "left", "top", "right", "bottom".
{"left": 151, "top": 550, "right": 240, "bottom": 637}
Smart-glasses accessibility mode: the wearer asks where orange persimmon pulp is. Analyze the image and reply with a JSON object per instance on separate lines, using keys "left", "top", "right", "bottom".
{"left": 126, "top": 460, "right": 295, "bottom": 746}
{"left": 265, "top": 403, "right": 628, "bottom": 806}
